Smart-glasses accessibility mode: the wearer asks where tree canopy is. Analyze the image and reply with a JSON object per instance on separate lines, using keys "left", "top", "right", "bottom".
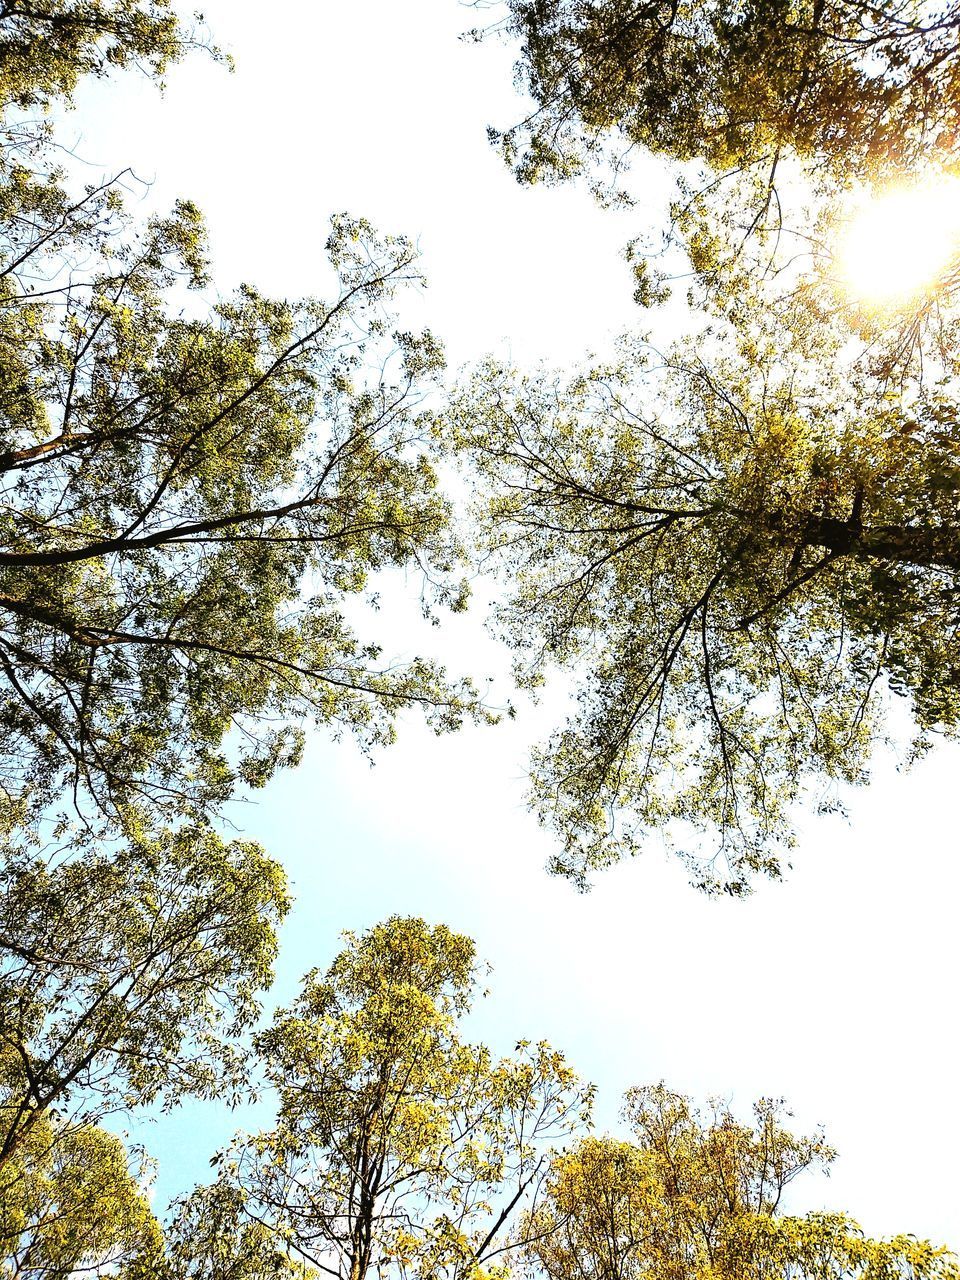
{"left": 0, "top": 2, "right": 956, "bottom": 1275}
{"left": 0, "top": 825, "right": 289, "bottom": 1169}
{"left": 0, "top": 89, "right": 492, "bottom": 833}
{"left": 0, "top": 0, "right": 197, "bottom": 110}
{"left": 448, "top": 0, "right": 960, "bottom": 892}
{"left": 0, "top": 1115, "right": 164, "bottom": 1279}
{"left": 450, "top": 286, "right": 960, "bottom": 890}
{"left": 487, "top": 0, "right": 960, "bottom": 192}
{"left": 168, "top": 916, "right": 591, "bottom": 1280}
{"left": 524, "top": 1084, "right": 959, "bottom": 1280}
{"left": 0, "top": 908, "right": 943, "bottom": 1277}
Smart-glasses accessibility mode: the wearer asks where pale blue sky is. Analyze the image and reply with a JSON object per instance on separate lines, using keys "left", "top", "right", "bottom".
{"left": 67, "top": 0, "right": 960, "bottom": 1245}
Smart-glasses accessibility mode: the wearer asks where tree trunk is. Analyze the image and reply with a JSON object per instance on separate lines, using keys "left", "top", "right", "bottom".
{"left": 803, "top": 515, "right": 960, "bottom": 571}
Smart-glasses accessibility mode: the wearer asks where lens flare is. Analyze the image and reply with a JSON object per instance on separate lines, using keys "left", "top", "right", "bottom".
{"left": 837, "top": 178, "right": 960, "bottom": 307}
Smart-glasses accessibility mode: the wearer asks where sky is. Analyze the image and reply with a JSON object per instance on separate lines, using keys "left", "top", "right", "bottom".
{"left": 66, "top": 0, "right": 960, "bottom": 1245}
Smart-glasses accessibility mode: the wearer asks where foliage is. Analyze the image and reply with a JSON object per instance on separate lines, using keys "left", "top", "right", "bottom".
{"left": 0, "top": 0, "right": 494, "bottom": 835}
{"left": 482, "top": 0, "right": 960, "bottom": 362}
{"left": 0, "top": 0, "right": 199, "bottom": 110}
{"left": 169, "top": 917, "right": 592, "bottom": 1280}
{"left": 0, "top": 1113, "right": 163, "bottom": 1278}
{"left": 168, "top": 1179, "right": 318, "bottom": 1280}
{"left": 0, "top": 164, "right": 489, "bottom": 832}
{"left": 523, "top": 1084, "right": 958, "bottom": 1280}
{"left": 455, "top": 0, "right": 960, "bottom": 896}
{"left": 449, "top": 304, "right": 960, "bottom": 890}
{"left": 0, "top": 825, "right": 289, "bottom": 1167}
{"left": 486, "top": 0, "right": 960, "bottom": 192}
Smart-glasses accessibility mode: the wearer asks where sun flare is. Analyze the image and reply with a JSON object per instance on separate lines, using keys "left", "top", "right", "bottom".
{"left": 837, "top": 177, "right": 960, "bottom": 307}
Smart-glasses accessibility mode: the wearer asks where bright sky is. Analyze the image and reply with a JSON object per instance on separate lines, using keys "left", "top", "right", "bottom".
{"left": 839, "top": 177, "right": 960, "bottom": 307}
{"left": 68, "top": 0, "right": 960, "bottom": 1246}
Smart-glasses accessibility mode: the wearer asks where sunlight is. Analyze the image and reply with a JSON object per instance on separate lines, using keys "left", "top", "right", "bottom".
{"left": 837, "top": 177, "right": 960, "bottom": 307}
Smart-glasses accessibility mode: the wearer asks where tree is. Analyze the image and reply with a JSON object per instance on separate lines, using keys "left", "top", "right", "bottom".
{"left": 0, "top": 1, "right": 496, "bottom": 837}
{"left": 0, "top": 0, "right": 199, "bottom": 110}
{"left": 449, "top": 294, "right": 960, "bottom": 890}
{"left": 522, "top": 1084, "right": 958, "bottom": 1280}
{"left": 0, "top": 1114, "right": 164, "bottom": 1278}
{"left": 0, "top": 824, "right": 289, "bottom": 1168}
{"left": 168, "top": 917, "right": 591, "bottom": 1280}
{"left": 484, "top": 0, "right": 960, "bottom": 194}
{"left": 0, "top": 161, "right": 490, "bottom": 834}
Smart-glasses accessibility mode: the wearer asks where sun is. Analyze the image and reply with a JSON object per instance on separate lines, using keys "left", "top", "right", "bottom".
{"left": 836, "top": 177, "right": 960, "bottom": 308}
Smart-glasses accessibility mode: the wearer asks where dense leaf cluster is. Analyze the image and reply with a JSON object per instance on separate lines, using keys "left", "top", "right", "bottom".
{"left": 490, "top": 0, "right": 960, "bottom": 190}
{"left": 0, "top": 0, "right": 191, "bottom": 109}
